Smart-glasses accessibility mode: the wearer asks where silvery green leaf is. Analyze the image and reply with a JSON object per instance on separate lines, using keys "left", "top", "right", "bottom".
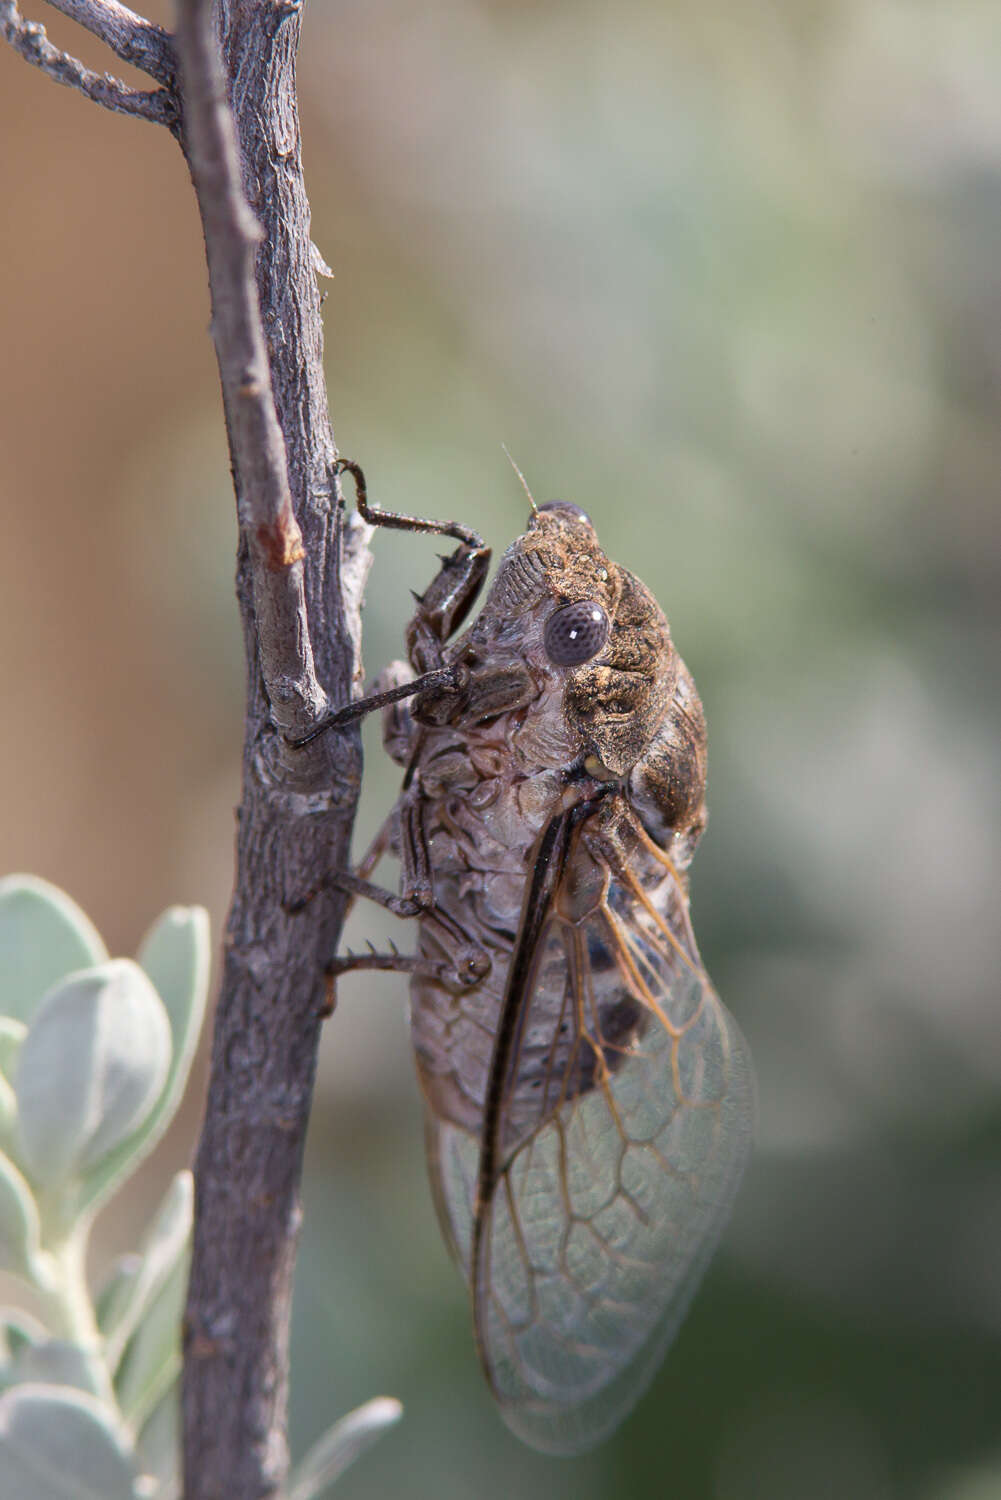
{"left": 114, "top": 1244, "right": 188, "bottom": 1429}
{"left": 0, "top": 1081, "right": 16, "bottom": 1147}
{"left": 105, "top": 1173, "right": 192, "bottom": 1374}
{"left": 0, "top": 1020, "right": 26, "bottom": 1146}
{"left": 16, "top": 962, "right": 171, "bottom": 1191}
{"left": 135, "top": 1386, "right": 180, "bottom": 1500}
{"left": 0, "top": 1384, "right": 137, "bottom": 1500}
{"left": 0, "top": 1309, "right": 45, "bottom": 1363}
{"left": 0, "top": 1020, "right": 27, "bottom": 1149}
{"left": 0, "top": 1311, "right": 46, "bottom": 1391}
{"left": 0, "top": 1018, "right": 26, "bottom": 1083}
{"left": 0, "top": 876, "right": 107, "bottom": 1025}
{"left": 6, "top": 1338, "right": 97, "bottom": 1393}
{"left": 287, "top": 1398, "right": 404, "bottom": 1500}
{"left": 96, "top": 1254, "right": 143, "bottom": 1339}
{"left": 76, "top": 908, "right": 209, "bottom": 1220}
{"left": 0, "top": 1151, "right": 42, "bottom": 1280}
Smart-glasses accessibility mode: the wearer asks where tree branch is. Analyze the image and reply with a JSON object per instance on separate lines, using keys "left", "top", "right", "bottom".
{"left": 174, "top": 0, "right": 324, "bottom": 743}
{"left": 45, "top": 0, "right": 175, "bottom": 86}
{"left": 174, "top": 0, "right": 372, "bottom": 1496}
{"left": 0, "top": 0, "right": 176, "bottom": 126}
{"left": 7, "top": 0, "right": 373, "bottom": 1484}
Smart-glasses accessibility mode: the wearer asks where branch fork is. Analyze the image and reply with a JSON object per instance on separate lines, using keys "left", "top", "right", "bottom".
{"left": 1, "top": 0, "right": 177, "bottom": 126}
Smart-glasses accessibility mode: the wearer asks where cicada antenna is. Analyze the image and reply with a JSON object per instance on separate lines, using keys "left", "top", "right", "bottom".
{"left": 501, "top": 444, "right": 537, "bottom": 514}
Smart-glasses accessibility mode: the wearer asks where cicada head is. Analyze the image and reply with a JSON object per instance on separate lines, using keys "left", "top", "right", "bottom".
{"left": 413, "top": 501, "right": 681, "bottom": 780}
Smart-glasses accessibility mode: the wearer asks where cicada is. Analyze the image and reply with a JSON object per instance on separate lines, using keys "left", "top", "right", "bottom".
{"left": 318, "top": 462, "right": 754, "bottom": 1456}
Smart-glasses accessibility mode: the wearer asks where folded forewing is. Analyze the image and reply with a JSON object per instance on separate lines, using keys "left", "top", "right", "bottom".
{"left": 471, "top": 799, "right": 754, "bottom": 1454}
{"left": 424, "top": 1111, "right": 480, "bottom": 1280}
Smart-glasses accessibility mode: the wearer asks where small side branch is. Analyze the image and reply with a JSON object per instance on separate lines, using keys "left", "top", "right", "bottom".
{"left": 46, "top": 0, "right": 175, "bottom": 86}
{"left": 174, "top": 0, "right": 326, "bottom": 742}
{"left": 0, "top": 0, "right": 175, "bottom": 126}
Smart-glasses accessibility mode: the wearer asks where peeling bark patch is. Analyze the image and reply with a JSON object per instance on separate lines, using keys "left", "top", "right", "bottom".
{"left": 256, "top": 512, "right": 305, "bottom": 569}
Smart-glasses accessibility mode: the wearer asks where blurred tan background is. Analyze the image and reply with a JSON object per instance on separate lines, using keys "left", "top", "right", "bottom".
{"left": 3, "top": 2, "right": 1001, "bottom": 1496}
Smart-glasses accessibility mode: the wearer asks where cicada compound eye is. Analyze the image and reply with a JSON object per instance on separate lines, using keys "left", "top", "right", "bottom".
{"left": 544, "top": 599, "right": 610, "bottom": 666}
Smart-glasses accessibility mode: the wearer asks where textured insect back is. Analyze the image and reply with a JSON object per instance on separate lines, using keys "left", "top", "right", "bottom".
{"left": 564, "top": 566, "right": 679, "bottom": 779}
{"left": 626, "top": 662, "right": 709, "bottom": 862}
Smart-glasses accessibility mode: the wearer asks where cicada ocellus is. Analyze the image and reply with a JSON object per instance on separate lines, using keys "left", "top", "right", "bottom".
{"left": 320, "top": 463, "right": 754, "bottom": 1456}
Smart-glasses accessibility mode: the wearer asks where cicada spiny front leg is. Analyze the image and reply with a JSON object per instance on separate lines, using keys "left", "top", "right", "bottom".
{"left": 337, "top": 456, "right": 491, "bottom": 678}
{"left": 285, "top": 462, "right": 490, "bottom": 750}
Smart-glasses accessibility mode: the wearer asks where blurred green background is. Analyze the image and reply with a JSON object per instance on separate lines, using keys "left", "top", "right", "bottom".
{"left": 3, "top": 1, "right": 1001, "bottom": 1495}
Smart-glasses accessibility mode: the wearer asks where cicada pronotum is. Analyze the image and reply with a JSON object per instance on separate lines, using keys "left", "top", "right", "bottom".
{"left": 311, "top": 462, "right": 754, "bottom": 1456}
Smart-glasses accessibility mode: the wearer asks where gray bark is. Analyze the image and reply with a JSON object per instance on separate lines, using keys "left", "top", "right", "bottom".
{"left": 175, "top": 2, "right": 370, "bottom": 1498}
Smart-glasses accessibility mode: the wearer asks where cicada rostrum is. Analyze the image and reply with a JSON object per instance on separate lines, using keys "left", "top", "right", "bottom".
{"left": 315, "top": 462, "right": 754, "bottom": 1455}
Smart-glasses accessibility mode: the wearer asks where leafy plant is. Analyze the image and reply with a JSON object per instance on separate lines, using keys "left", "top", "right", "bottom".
{"left": 0, "top": 876, "right": 400, "bottom": 1499}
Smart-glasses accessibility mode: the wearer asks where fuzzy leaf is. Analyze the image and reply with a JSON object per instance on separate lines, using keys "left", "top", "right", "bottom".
{"left": 0, "top": 1151, "right": 42, "bottom": 1279}
{"left": 76, "top": 908, "right": 209, "bottom": 1219}
{"left": 0, "top": 1309, "right": 45, "bottom": 1365}
{"left": 0, "top": 1019, "right": 27, "bottom": 1081}
{"left": 96, "top": 1255, "right": 143, "bottom": 1340}
{"left": 135, "top": 1386, "right": 180, "bottom": 1500}
{"left": 0, "top": 1020, "right": 27, "bottom": 1151}
{"left": 105, "top": 1174, "right": 192, "bottom": 1373}
{"left": 0, "top": 1075, "right": 16, "bottom": 1147}
{"left": 0, "top": 1384, "right": 137, "bottom": 1499}
{"left": 114, "top": 1244, "right": 189, "bottom": 1430}
{"left": 16, "top": 963, "right": 170, "bottom": 1190}
{"left": 288, "top": 1398, "right": 404, "bottom": 1500}
{"left": 5, "top": 1339, "right": 97, "bottom": 1394}
{"left": 0, "top": 877, "right": 107, "bottom": 1025}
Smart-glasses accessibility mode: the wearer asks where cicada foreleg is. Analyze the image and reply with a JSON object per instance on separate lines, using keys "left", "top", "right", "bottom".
{"left": 337, "top": 457, "right": 492, "bottom": 679}
{"left": 284, "top": 460, "right": 491, "bottom": 750}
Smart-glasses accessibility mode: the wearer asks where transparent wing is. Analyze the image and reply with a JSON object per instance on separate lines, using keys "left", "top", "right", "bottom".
{"left": 434, "top": 799, "right": 754, "bottom": 1455}
{"left": 424, "top": 1111, "right": 479, "bottom": 1281}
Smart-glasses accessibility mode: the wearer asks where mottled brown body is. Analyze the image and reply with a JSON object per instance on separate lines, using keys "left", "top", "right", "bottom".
{"left": 383, "top": 510, "right": 704, "bottom": 1138}
{"left": 360, "top": 498, "right": 752, "bottom": 1455}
